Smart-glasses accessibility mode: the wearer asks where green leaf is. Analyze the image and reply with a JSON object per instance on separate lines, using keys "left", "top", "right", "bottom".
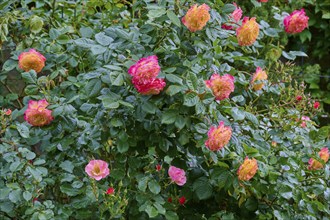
{"left": 27, "top": 167, "right": 42, "bottom": 182}
{"left": 186, "top": 72, "right": 198, "bottom": 91}
{"left": 245, "top": 112, "right": 259, "bottom": 125}
{"left": 231, "top": 107, "right": 245, "bottom": 121}
{"left": 142, "top": 101, "right": 157, "bottom": 114}
{"left": 193, "top": 177, "right": 213, "bottom": 200}
{"left": 166, "top": 74, "right": 183, "bottom": 85}
{"left": 85, "top": 79, "right": 102, "bottom": 97}
{"left": 165, "top": 211, "right": 179, "bottom": 220}
{"left": 167, "top": 10, "right": 181, "bottom": 27}
{"left": 60, "top": 184, "right": 83, "bottom": 196}
{"left": 166, "top": 85, "right": 185, "bottom": 96}
{"left": 9, "top": 189, "right": 22, "bottom": 203}
{"left": 102, "top": 98, "right": 119, "bottom": 109}
{"left": 148, "top": 180, "right": 161, "bottom": 194}
{"left": 2, "top": 59, "right": 16, "bottom": 72}
{"left": 138, "top": 177, "right": 149, "bottom": 192}
{"left": 60, "top": 160, "right": 74, "bottom": 173}
{"left": 17, "top": 123, "right": 29, "bottom": 138}
{"left": 22, "top": 70, "right": 37, "bottom": 84}
{"left": 90, "top": 45, "right": 107, "bottom": 55}
{"left": 161, "top": 110, "right": 177, "bottom": 124}
{"left": 147, "top": 9, "right": 166, "bottom": 19}
{"left": 245, "top": 197, "right": 258, "bottom": 211}
{"left": 23, "top": 191, "right": 32, "bottom": 201}
{"left": 95, "top": 32, "right": 113, "bottom": 46}
{"left": 222, "top": 4, "right": 236, "bottom": 13}
{"left": 183, "top": 93, "right": 199, "bottom": 107}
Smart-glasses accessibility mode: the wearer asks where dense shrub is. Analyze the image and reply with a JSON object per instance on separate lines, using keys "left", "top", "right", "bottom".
{"left": 1, "top": 1, "right": 329, "bottom": 219}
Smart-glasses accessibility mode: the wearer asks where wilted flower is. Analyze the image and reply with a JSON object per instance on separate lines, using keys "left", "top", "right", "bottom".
{"left": 85, "top": 160, "right": 110, "bottom": 181}
{"left": 308, "top": 148, "right": 329, "bottom": 170}
{"left": 283, "top": 9, "right": 309, "bottom": 34}
{"left": 24, "top": 99, "right": 54, "bottom": 127}
{"left": 231, "top": 3, "right": 243, "bottom": 23}
{"left": 132, "top": 78, "right": 166, "bottom": 95}
{"left": 106, "top": 187, "right": 115, "bottom": 195}
{"left": 182, "top": 4, "right": 210, "bottom": 32}
{"left": 178, "top": 196, "right": 186, "bottom": 205}
{"left": 313, "top": 101, "right": 320, "bottom": 109}
{"left": 236, "top": 17, "right": 259, "bottom": 46}
{"left": 18, "top": 49, "right": 46, "bottom": 73}
{"left": 237, "top": 157, "right": 258, "bottom": 181}
{"left": 251, "top": 67, "right": 267, "bottom": 91}
{"left": 205, "top": 121, "right": 232, "bottom": 151}
{"left": 205, "top": 74, "right": 235, "bottom": 100}
{"left": 128, "top": 55, "right": 160, "bottom": 84}
{"left": 168, "top": 166, "right": 186, "bottom": 186}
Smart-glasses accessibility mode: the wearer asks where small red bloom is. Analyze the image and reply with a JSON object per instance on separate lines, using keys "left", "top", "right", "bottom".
{"left": 156, "top": 164, "right": 162, "bottom": 171}
{"left": 296, "top": 96, "right": 302, "bottom": 101}
{"left": 313, "top": 101, "right": 320, "bottom": 109}
{"left": 178, "top": 196, "right": 186, "bottom": 205}
{"left": 106, "top": 187, "right": 115, "bottom": 195}
{"left": 168, "top": 197, "right": 173, "bottom": 203}
{"left": 4, "top": 109, "right": 12, "bottom": 115}
{"left": 32, "top": 198, "right": 38, "bottom": 203}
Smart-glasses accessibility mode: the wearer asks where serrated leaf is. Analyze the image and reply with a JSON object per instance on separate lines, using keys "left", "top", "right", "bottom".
{"left": 167, "top": 10, "right": 181, "bottom": 27}
{"left": 183, "top": 93, "right": 199, "bottom": 107}
{"left": 60, "top": 160, "right": 74, "bottom": 173}
{"left": 161, "top": 110, "right": 177, "bottom": 124}
{"left": 148, "top": 180, "right": 161, "bottom": 194}
{"left": 21, "top": 70, "right": 37, "bottom": 84}
{"left": 85, "top": 79, "right": 102, "bottom": 97}
{"left": 193, "top": 177, "right": 213, "bottom": 200}
{"left": 95, "top": 32, "right": 113, "bottom": 46}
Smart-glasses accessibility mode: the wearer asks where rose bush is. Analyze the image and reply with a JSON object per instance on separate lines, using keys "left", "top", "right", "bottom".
{"left": 0, "top": 1, "right": 329, "bottom": 220}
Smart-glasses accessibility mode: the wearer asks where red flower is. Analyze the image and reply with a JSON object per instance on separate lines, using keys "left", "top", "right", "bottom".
{"left": 4, "top": 109, "right": 12, "bottom": 115}
{"left": 106, "top": 187, "right": 115, "bottom": 195}
{"left": 168, "top": 197, "right": 173, "bottom": 203}
{"left": 156, "top": 164, "right": 162, "bottom": 171}
{"left": 313, "top": 101, "right": 320, "bottom": 109}
{"left": 32, "top": 198, "right": 38, "bottom": 203}
{"left": 178, "top": 196, "right": 186, "bottom": 205}
{"left": 296, "top": 96, "right": 302, "bottom": 101}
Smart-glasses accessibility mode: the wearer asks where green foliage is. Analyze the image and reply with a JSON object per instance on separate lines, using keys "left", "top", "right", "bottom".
{"left": 1, "top": 0, "right": 329, "bottom": 219}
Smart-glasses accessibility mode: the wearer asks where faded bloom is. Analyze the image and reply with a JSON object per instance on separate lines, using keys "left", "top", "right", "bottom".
{"left": 178, "top": 196, "right": 186, "bottom": 205}
{"left": 205, "top": 121, "right": 232, "bottom": 151}
{"left": 313, "top": 101, "right": 320, "bottom": 109}
{"left": 132, "top": 78, "right": 166, "bottom": 95}
{"left": 24, "top": 99, "right": 54, "bottom": 127}
{"left": 236, "top": 17, "right": 260, "bottom": 46}
{"left": 182, "top": 4, "right": 210, "bottom": 32}
{"left": 18, "top": 49, "right": 46, "bottom": 73}
{"left": 283, "top": 9, "right": 309, "bottom": 34}
{"left": 106, "top": 187, "right": 115, "bottom": 195}
{"left": 237, "top": 157, "right": 258, "bottom": 181}
{"left": 251, "top": 67, "right": 267, "bottom": 91}
{"left": 128, "top": 55, "right": 160, "bottom": 84}
{"left": 308, "top": 148, "right": 329, "bottom": 170}
{"left": 85, "top": 160, "right": 110, "bottom": 181}
{"left": 205, "top": 74, "right": 235, "bottom": 100}
{"left": 231, "top": 3, "right": 243, "bottom": 23}
{"left": 168, "top": 166, "right": 186, "bottom": 186}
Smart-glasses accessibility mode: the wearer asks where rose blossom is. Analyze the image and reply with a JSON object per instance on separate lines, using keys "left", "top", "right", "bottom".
{"left": 308, "top": 148, "right": 329, "bottom": 170}
{"left": 128, "top": 55, "right": 160, "bottom": 84}
{"left": 106, "top": 187, "right": 115, "bottom": 195}
{"left": 313, "top": 101, "right": 320, "bottom": 109}
{"left": 236, "top": 17, "right": 260, "bottom": 46}
{"left": 205, "top": 121, "right": 232, "bottom": 151}
{"left": 18, "top": 49, "right": 46, "bottom": 73}
{"left": 182, "top": 4, "right": 210, "bottom": 32}
{"left": 132, "top": 77, "right": 166, "bottom": 95}
{"left": 283, "top": 9, "right": 309, "bottom": 34}
{"left": 24, "top": 99, "right": 54, "bottom": 127}
{"left": 231, "top": 3, "right": 243, "bottom": 23}
{"left": 85, "top": 160, "right": 110, "bottom": 181}
{"left": 237, "top": 157, "right": 258, "bottom": 181}
{"left": 205, "top": 73, "right": 235, "bottom": 101}
{"left": 168, "top": 166, "right": 186, "bottom": 186}
{"left": 178, "top": 196, "right": 186, "bottom": 205}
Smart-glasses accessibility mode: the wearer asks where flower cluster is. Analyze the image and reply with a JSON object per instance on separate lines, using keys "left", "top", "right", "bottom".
{"left": 182, "top": 4, "right": 210, "bottom": 32}
{"left": 18, "top": 49, "right": 46, "bottom": 73}
{"left": 205, "top": 74, "right": 235, "bottom": 101}
{"left": 24, "top": 99, "right": 54, "bottom": 127}
{"left": 128, "top": 55, "right": 166, "bottom": 95}
{"left": 205, "top": 121, "right": 232, "bottom": 151}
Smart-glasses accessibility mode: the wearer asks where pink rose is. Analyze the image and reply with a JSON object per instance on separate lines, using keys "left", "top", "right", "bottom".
{"left": 128, "top": 55, "right": 160, "bottom": 84}
{"left": 85, "top": 160, "right": 110, "bottom": 181}
{"left": 168, "top": 166, "right": 186, "bottom": 186}
{"left": 283, "top": 9, "right": 309, "bottom": 34}
{"left": 24, "top": 99, "right": 54, "bottom": 127}
{"left": 205, "top": 121, "right": 232, "bottom": 151}
{"left": 231, "top": 3, "right": 243, "bottom": 23}
{"left": 132, "top": 77, "right": 166, "bottom": 95}
{"left": 205, "top": 73, "right": 235, "bottom": 100}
